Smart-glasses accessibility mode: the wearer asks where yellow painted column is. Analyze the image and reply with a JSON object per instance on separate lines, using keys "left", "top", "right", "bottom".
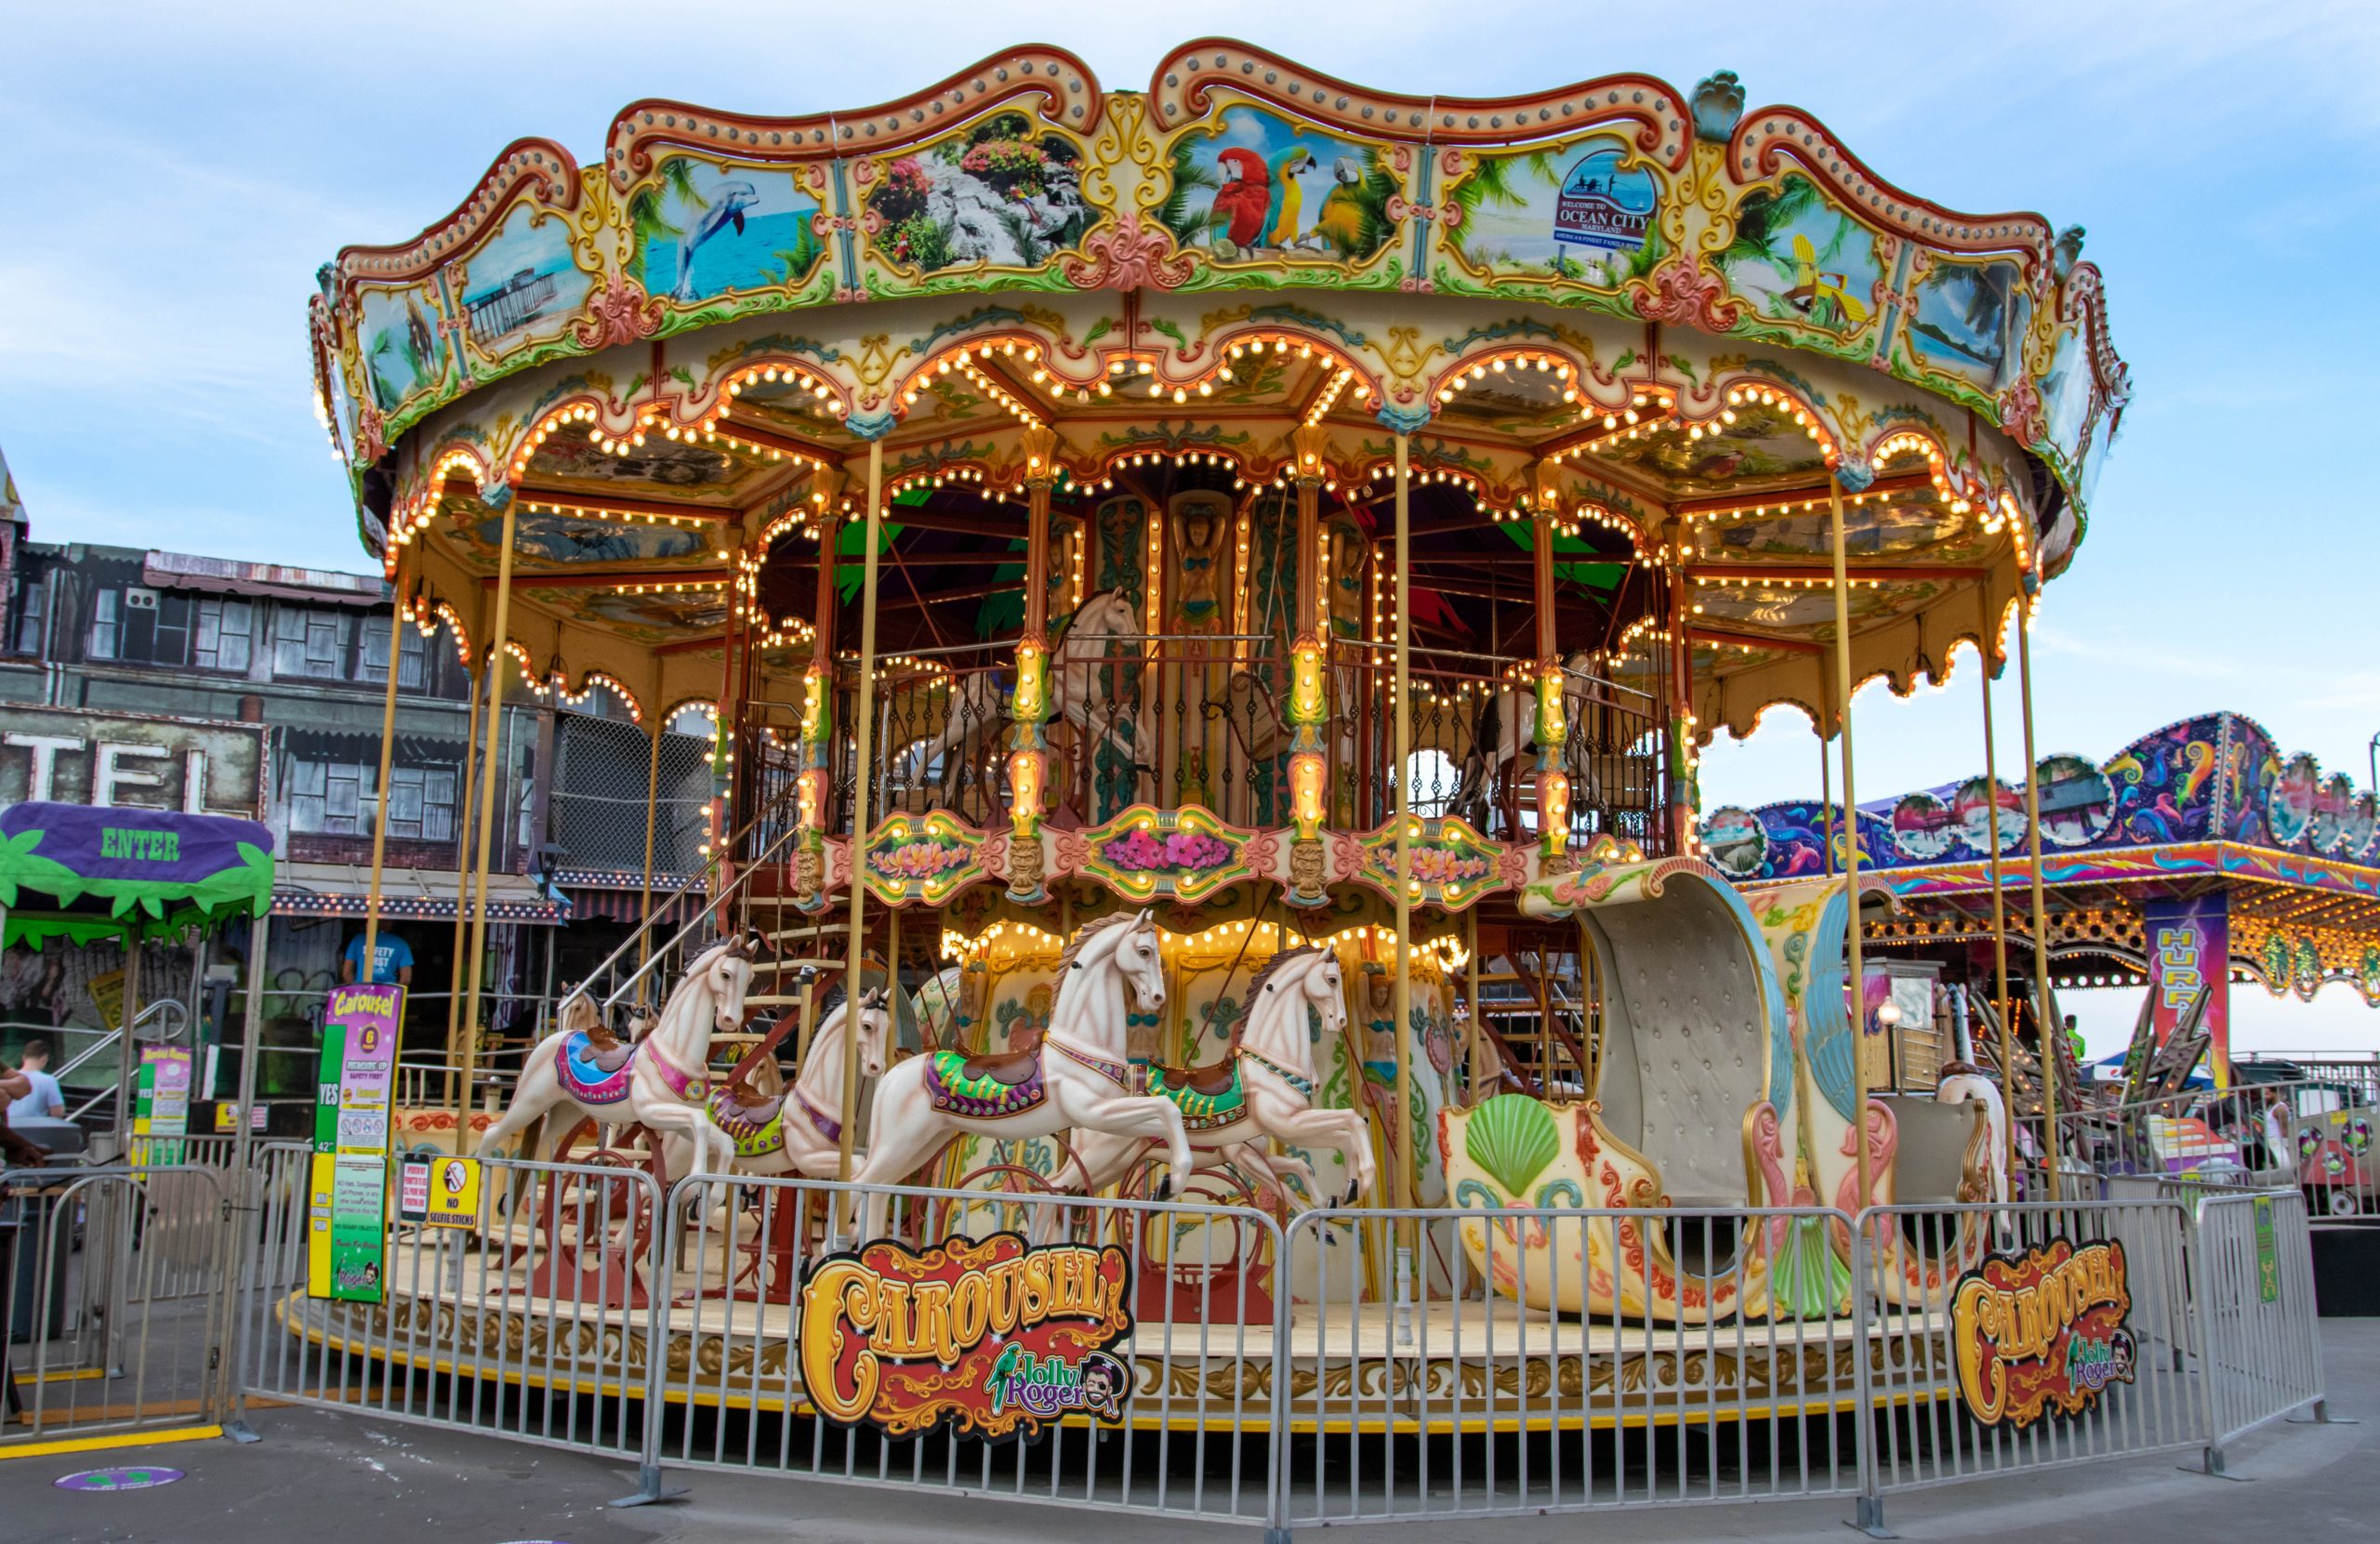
{"left": 838, "top": 439, "right": 885, "bottom": 1187}
{"left": 443, "top": 632, "right": 484, "bottom": 1101}
{"left": 2016, "top": 570, "right": 2058, "bottom": 1201}
{"left": 1827, "top": 475, "right": 1873, "bottom": 1218}
{"left": 636, "top": 704, "right": 664, "bottom": 1004}
{"left": 456, "top": 496, "right": 519, "bottom": 1128}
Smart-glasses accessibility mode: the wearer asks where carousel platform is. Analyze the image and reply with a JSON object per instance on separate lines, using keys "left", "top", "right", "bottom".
{"left": 271, "top": 1228, "right": 1949, "bottom": 1435}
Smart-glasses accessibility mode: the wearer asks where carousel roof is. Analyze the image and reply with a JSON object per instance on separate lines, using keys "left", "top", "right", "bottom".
{"left": 311, "top": 42, "right": 2130, "bottom": 740}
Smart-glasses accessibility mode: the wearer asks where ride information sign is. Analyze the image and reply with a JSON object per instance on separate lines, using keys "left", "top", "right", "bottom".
{"left": 307, "top": 983, "right": 404, "bottom": 1304}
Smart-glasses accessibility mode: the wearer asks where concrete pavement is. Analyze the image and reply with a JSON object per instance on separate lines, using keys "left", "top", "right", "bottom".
{"left": 6, "top": 1322, "right": 2373, "bottom": 1544}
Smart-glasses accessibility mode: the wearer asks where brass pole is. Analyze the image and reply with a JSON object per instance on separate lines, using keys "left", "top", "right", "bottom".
{"left": 1979, "top": 595, "right": 2016, "bottom": 1186}
{"left": 2016, "top": 572, "right": 2059, "bottom": 1201}
{"left": 636, "top": 705, "right": 663, "bottom": 1005}
{"left": 1827, "top": 476, "right": 1873, "bottom": 1217}
{"left": 1465, "top": 909, "right": 1483, "bottom": 1107}
{"left": 443, "top": 642, "right": 484, "bottom": 1102}
{"left": 362, "top": 557, "right": 409, "bottom": 973}
{"left": 838, "top": 439, "right": 885, "bottom": 1189}
{"left": 457, "top": 498, "right": 519, "bottom": 1128}
{"left": 1392, "top": 431, "right": 1415, "bottom": 1325}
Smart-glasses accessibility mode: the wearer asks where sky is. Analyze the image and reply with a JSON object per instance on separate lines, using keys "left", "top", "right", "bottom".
{"left": 5, "top": 1, "right": 2377, "bottom": 1054}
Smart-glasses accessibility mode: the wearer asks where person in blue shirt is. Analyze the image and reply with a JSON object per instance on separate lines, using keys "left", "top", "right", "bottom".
{"left": 341, "top": 930, "right": 415, "bottom": 986}
{"left": 7, "top": 1037, "right": 63, "bottom": 1121}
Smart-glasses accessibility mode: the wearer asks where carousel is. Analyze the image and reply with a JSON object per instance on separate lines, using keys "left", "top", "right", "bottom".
{"left": 285, "top": 42, "right": 2131, "bottom": 1433}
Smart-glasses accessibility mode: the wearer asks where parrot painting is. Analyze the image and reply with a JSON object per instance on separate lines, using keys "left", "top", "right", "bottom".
{"left": 1306, "top": 156, "right": 1371, "bottom": 257}
{"left": 1209, "top": 148, "right": 1273, "bottom": 248}
{"left": 1263, "top": 147, "right": 1319, "bottom": 248}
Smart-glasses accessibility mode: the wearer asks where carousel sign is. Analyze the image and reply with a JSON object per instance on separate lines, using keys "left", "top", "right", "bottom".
{"left": 1950, "top": 1236, "right": 2135, "bottom": 1429}
{"left": 798, "top": 1233, "right": 1133, "bottom": 1440}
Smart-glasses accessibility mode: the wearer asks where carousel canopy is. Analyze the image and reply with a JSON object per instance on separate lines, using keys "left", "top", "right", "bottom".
{"left": 313, "top": 43, "right": 2128, "bottom": 743}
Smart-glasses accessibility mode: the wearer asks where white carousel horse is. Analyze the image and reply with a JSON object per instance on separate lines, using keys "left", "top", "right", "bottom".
{"left": 1937, "top": 1059, "right": 2010, "bottom": 1221}
{"left": 1451, "top": 650, "right": 1599, "bottom": 832}
{"left": 476, "top": 938, "right": 754, "bottom": 1179}
{"left": 908, "top": 587, "right": 1144, "bottom": 804}
{"left": 849, "top": 910, "right": 1195, "bottom": 1238}
{"left": 1062, "top": 944, "right": 1376, "bottom": 1208}
{"left": 671, "top": 987, "right": 893, "bottom": 1179}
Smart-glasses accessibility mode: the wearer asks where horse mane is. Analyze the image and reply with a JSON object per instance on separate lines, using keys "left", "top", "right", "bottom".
{"left": 1244, "top": 944, "right": 1322, "bottom": 1004}
{"left": 1056, "top": 909, "right": 1141, "bottom": 975}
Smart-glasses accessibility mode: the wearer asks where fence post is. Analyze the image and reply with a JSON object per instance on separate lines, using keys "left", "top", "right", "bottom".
{"left": 2181, "top": 1198, "right": 2228, "bottom": 1475}
{"left": 610, "top": 1168, "right": 682, "bottom": 1509}
{"left": 1846, "top": 1207, "right": 1891, "bottom": 1538}
{"left": 1264, "top": 1213, "right": 1297, "bottom": 1544}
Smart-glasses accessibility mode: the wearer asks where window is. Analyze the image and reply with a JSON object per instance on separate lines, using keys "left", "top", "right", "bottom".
{"left": 289, "top": 759, "right": 371, "bottom": 835}
{"left": 192, "top": 600, "right": 253, "bottom": 673}
{"left": 273, "top": 609, "right": 350, "bottom": 680}
{"left": 385, "top": 764, "right": 457, "bottom": 841}
{"left": 145, "top": 592, "right": 192, "bottom": 666}
{"left": 359, "top": 613, "right": 392, "bottom": 683}
{"left": 88, "top": 590, "right": 120, "bottom": 660}
{"left": 12, "top": 574, "right": 46, "bottom": 655}
{"left": 396, "top": 625, "right": 428, "bottom": 691}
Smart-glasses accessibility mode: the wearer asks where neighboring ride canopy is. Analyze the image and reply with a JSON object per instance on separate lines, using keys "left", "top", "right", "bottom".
{"left": 0, "top": 800, "right": 276, "bottom": 947}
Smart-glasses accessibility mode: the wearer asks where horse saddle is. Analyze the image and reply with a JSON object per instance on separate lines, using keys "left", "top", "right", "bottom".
{"left": 959, "top": 1044, "right": 1044, "bottom": 1087}
{"left": 713, "top": 1084, "right": 785, "bottom": 1126}
{"left": 583, "top": 1040, "right": 634, "bottom": 1075}
{"left": 1153, "top": 1058, "right": 1238, "bottom": 1098}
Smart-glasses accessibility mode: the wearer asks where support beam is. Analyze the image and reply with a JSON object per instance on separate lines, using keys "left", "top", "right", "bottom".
{"left": 1827, "top": 474, "right": 1873, "bottom": 1217}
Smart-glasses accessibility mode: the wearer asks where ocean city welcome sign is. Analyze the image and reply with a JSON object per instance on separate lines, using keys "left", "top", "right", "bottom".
{"left": 1951, "top": 1236, "right": 2136, "bottom": 1429}
{"left": 799, "top": 1233, "right": 1133, "bottom": 1441}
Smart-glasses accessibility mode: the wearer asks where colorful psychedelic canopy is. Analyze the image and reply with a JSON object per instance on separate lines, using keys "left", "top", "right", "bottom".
{"left": 1699, "top": 712, "right": 2380, "bottom": 1007}
{"left": 311, "top": 43, "right": 2129, "bottom": 744}
{"left": 0, "top": 801, "right": 277, "bottom": 946}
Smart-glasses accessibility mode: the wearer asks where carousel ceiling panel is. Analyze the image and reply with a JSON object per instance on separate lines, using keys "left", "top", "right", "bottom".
{"left": 516, "top": 582, "right": 732, "bottom": 643}
{"left": 523, "top": 428, "right": 763, "bottom": 498}
{"left": 1589, "top": 399, "right": 1828, "bottom": 495}
{"left": 451, "top": 503, "right": 718, "bottom": 573}
{"left": 1689, "top": 577, "right": 1948, "bottom": 632}
{"left": 1695, "top": 492, "right": 1988, "bottom": 564}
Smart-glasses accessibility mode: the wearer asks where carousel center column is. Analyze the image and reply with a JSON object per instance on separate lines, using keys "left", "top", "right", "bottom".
{"left": 794, "top": 469, "right": 847, "bottom": 905}
{"left": 1528, "top": 460, "right": 1571, "bottom": 875}
{"left": 836, "top": 435, "right": 888, "bottom": 1197}
{"left": 1005, "top": 425, "right": 1058, "bottom": 901}
{"left": 1285, "top": 425, "right": 1332, "bottom": 902}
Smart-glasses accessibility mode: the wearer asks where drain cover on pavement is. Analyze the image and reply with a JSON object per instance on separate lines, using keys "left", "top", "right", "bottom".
{"left": 55, "top": 1467, "right": 186, "bottom": 1491}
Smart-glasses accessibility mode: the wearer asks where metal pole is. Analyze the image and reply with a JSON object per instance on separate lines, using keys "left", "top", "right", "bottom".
{"left": 457, "top": 498, "right": 519, "bottom": 1129}
{"left": 1828, "top": 475, "right": 1873, "bottom": 1217}
{"left": 218, "top": 909, "right": 271, "bottom": 1437}
{"left": 1979, "top": 595, "right": 2016, "bottom": 1188}
{"left": 443, "top": 654, "right": 485, "bottom": 1102}
{"left": 2016, "top": 572, "right": 2058, "bottom": 1201}
{"left": 636, "top": 709, "right": 663, "bottom": 1004}
{"left": 1465, "top": 909, "right": 1483, "bottom": 1106}
{"left": 838, "top": 440, "right": 885, "bottom": 1194}
{"left": 1392, "top": 431, "right": 1415, "bottom": 1338}
{"left": 362, "top": 561, "right": 409, "bottom": 971}
{"left": 111, "top": 930, "right": 142, "bottom": 1151}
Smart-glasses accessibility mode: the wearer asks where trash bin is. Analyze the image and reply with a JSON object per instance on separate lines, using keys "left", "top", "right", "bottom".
{"left": 5, "top": 1187, "right": 72, "bottom": 1342}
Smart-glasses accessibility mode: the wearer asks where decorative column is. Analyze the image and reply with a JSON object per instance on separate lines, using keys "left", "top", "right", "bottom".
{"left": 795, "top": 471, "right": 845, "bottom": 904}
{"left": 1390, "top": 429, "right": 1416, "bottom": 1337}
{"left": 1285, "top": 424, "right": 1330, "bottom": 901}
{"left": 1977, "top": 587, "right": 2016, "bottom": 1188}
{"left": 1007, "top": 425, "right": 1057, "bottom": 900}
{"left": 707, "top": 517, "right": 748, "bottom": 912}
{"left": 1528, "top": 461, "right": 1570, "bottom": 873}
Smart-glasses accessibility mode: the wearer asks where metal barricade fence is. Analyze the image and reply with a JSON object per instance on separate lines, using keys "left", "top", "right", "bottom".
{"left": 1853, "top": 1197, "right": 2204, "bottom": 1516}
{"left": 2193, "top": 1191, "right": 2325, "bottom": 1452}
{"left": 1273, "top": 1206, "right": 1867, "bottom": 1527}
{"left": 239, "top": 1154, "right": 663, "bottom": 1477}
{"left": 2, "top": 1161, "right": 234, "bottom": 1445}
{"left": 649, "top": 1173, "right": 1285, "bottom": 1529}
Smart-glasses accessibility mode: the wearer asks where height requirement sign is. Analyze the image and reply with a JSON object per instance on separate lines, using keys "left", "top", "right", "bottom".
{"left": 798, "top": 1234, "right": 1134, "bottom": 1440}
{"left": 306, "top": 983, "right": 403, "bottom": 1304}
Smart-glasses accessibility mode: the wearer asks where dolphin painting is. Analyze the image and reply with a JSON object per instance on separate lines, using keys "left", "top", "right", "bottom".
{"left": 673, "top": 180, "right": 760, "bottom": 300}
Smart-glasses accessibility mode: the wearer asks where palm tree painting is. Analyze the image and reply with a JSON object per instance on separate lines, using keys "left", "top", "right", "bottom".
{"left": 1441, "top": 136, "right": 1664, "bottom": 288}
{"left": 1718, "top": 176, "right": 1882, "bottom": 337}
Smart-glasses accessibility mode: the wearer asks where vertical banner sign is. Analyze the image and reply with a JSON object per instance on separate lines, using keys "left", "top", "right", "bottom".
{"left": 2138, "top": 894, "right": 2230, "bottom": 1092}
{"left": 799, "top": 1234, "right": 1134, "bottom": 1441}
{"left": 307, "top": 984, "right": 403, "bottom": 1304}
{"left": 134, "top": 1046, "right": 192, "bottom": 1168}
{"left": 2254, "top": 1196, "right": 2280, "bottom": 1305}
